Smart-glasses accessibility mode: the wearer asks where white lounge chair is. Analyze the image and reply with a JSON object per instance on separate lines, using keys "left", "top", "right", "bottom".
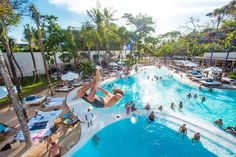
{"left": 54, "top": 85, "right": 74, "bottom": 92}
{"left": 23, "top": 95, "right": 46, "bottom": 106}
{"left": 199, "top": 79, "right": 221, "bottom": 86}
{"left": 41, "top": 97, "right": 65, "bottom": 110}
{"left": 15, "top": 110, "right": 62, "bottom": 141}
{"left": 191, "top": 76, "right": 209, "bottom": 82}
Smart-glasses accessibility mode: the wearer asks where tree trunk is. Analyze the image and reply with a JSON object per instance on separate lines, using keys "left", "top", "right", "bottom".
{"left": 0, "top": 50, "right": 32, "bottom": 148}
{"left": 210, "top": 17, "right": 221, "bottom": 66}
{"left": 36, "top": 17, "right": 54, "bottom": 96}
{"left": 53, "top": 54, "right": 60, "bottom": 79}
{"left": 88, "top": 47, "right": 91, "bottom": 61}
{"left": 29, "top": 40, "right": 39, "bottom": 82}
{"left": 11, "top": 52, "right": 24, "bottom": 79}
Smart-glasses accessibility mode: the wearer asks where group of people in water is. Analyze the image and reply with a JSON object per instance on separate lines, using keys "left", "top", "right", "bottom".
{"left": 177, "top": 124, "right": 200, "bottom": 143}
{"left": 143, "top": 102, "right": 183, "bottom": 112}
{"left": 214, "top": 119, "right": 236, "bottom": 135}
{"left": 187, "top": 93, "right": 206, "bottom": 102}
{"left": 125, "top": 101, "right": 137, "bottom": 114}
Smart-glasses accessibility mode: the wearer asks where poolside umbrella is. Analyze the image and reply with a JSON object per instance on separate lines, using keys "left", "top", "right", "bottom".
{"left": 61, "top": 72, "right": 79, "bottom": 81}
{"left": 203, "top": 67, "right": 222, "bottom": 73}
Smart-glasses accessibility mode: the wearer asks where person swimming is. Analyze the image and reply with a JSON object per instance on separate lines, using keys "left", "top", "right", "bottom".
{"left": 192, "top": 132, "right": 200, "bottom": 143}
{"left": 75, "top": 68, "right": 124, "bottom": 108}
{"left": 194, "top": 94, "right": 198, "bottom": 98}
{"left": 177, "top": 124, "right": 187, "bottom": 139}
{"left": 198, "top": 85, "right": 202, "bottom": 90}
{"left": 158, "top": 105, "right": 163, "bottom": 112}
{"left": 201, "top": 96, "right": 206, "bottom": 102}
{"left": 149, "top": 111, "right": 155, "bottom": 121}
{"left": 170, "top": 103, "right": 175, "bottom": 109}
{"left": 179, "top": 102, "right": 183, "bottom": 109}
{"left": 209, "top": 87, "right": 213, "bottom": 93}
{"left": 187, "top": 93, "right": 192, "bottom": 98}
{"left": 131, "top": 102, "right": 137, "bottom": 112}
{"left": 144, "top": 103, "right": 151, "bottom": 110}
{"left": 214, "top": 119, "right": 223, "bottom": 128}
{"left": 225, "top": 125, "right": 236, "bottom": 135}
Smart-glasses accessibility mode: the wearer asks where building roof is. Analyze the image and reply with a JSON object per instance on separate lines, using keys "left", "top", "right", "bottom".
{"left": 202, "top": 52, "right": 236, "bottom": 61}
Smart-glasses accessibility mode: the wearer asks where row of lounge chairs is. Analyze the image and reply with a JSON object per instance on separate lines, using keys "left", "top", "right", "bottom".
{"left": 23, "top": 95, "right": 65, "bottom": 110}
{"left": 187, "top": 70, "right": 222, "bottom": 87}
{"left": 54, "top": 80, "right": 83, "bottom": 92}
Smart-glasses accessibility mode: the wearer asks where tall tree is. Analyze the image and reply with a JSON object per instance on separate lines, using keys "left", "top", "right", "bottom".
{"left": 123, "top": 13, "right": 155, "bottom": 58}
{"left": 80, "top": 22, "right": 95, "bottom": 61}
{"left": 206, "top": 8, "right": 226, "bottom": 65}
{"left": 42, "top": 15, "right": 63, "bottom": 78}
{"left": 87, "top": 4, "right": 118, "bottom": 66}
{"left": 0, "top": 49, "right": 32, "bottom": 148}
{"left": 30, "top": 4, "right": 54, "bottom": 96}
{"left": 23, "top": 24, "right": 39, "bottom": 81}
{"left": 0, "top": 0, "right": 23, "bottom": 99}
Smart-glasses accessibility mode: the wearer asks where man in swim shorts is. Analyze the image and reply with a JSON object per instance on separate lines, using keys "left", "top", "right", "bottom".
{"left": 76, "top": 68, "right": 124, "bottom": 108}
{"left": 177, "top": 124, "right": 187, "bottom": 139}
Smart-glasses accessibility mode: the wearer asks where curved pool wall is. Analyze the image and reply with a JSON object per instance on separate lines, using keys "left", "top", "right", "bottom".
{"left": 65, "top": 66, "right": 236, "bottom": 157}
{"left": 72, "top": 117, "right": 217, "bottom": 157}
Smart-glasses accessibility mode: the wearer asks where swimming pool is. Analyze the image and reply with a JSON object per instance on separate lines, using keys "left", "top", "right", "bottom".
{"left": 71, "top": 116, "right": 217, "bottom": 157}
{"left": 98, "top": 66, "right": 236, "bottom": 128}
{"left": 65, "top": 66, "right": 236, "bottom": 157}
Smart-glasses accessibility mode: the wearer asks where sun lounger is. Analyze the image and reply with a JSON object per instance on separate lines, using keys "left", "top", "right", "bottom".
{"left": 54, "top": 85, "right": 74, "bottom": 92}
{"left": 199, "top": 79, "right": 221, "bottom": 86}
{"left": 23, "top": 95, "right": 46, "bottom": 106}
{"left": 71, "top": 81, "right": 83, "bottom": 87}
{"left": 0, "top": 123, "right": 10, "bottom": 133}
{"left": 222, "top": 77, "right": 236, "bottom": 85}
{"left": 15, "top": 110, "right": 62, "bottom": 141}
{"left": 41, "top": 101, "right": 64, "bottom": 110}
{"left": 191, "top": 76, "right": 209, "bottom": 82}
{"left": 46, "top": 97, "right": 65, "bottom": 102}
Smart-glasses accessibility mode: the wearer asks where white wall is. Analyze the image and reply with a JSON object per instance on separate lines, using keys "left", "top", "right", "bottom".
{"left": 3, "top": 52, "right": 45, "bottom": 77}
{"left": 3, "top": 50, "right": 130, "bottom": 77}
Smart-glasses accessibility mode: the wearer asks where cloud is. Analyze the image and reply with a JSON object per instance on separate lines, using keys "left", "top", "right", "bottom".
{"left": 48, "top": 0, "right": 232, "bottom": 34}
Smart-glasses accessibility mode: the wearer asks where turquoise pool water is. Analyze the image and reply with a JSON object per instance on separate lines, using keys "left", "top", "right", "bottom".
{"left": 72, "top": 116, "right": 217, "bottom": 157}
{"left": 98, "top": 67, "right": 236, "bottom": 128}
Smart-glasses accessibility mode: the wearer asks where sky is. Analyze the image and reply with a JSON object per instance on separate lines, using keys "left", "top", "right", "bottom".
{"left": 9, "top": 0, "right": 232, "bottom": 43}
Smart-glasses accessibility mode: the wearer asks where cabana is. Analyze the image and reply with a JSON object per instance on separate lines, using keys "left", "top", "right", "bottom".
{"left": 202, "top": 67, "right": 222, "bottom": 80}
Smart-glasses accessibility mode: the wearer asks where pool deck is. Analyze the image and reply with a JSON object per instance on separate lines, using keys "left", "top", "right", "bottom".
{"left": 65, "top": 69, "right": 236, "bottom": 157}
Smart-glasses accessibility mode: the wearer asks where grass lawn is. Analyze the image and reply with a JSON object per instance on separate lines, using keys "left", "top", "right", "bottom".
{"left": 0, "top": 75, "right": 61, "bottom": 109}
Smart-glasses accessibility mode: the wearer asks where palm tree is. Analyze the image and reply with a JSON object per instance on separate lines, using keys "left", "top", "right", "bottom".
{"left": 87, "top": 7, "right": 104, "bottom": 66}
{"left": 23, "top": 24, "right": 39, "bottom": 82}
{"left": 206, "top": 7, "right": 226, "bottom": 65}
{"left": 30, "top": 4, "right": 54, "bottom": 96}
{"left": 0, "top": 49, "right": 32, "bottom": 148}
{"left": 87, "top": 5, "right": 117, "bottom": 66}
{"left": 80, "top": 22, "right": 95, "bottom": 61}
{"left": 0, "top": 1, "right": 24, "bottom": 101}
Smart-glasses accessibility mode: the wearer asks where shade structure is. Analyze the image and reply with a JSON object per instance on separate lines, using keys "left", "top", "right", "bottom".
{"left": 203, "top": 67, "right": 222, "bottom": 73}
{"left": 0, "top": 86, "right": 17, "bottom": 99}
{"left": 61, "top": 72, "right": 79, "bottom": 81}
